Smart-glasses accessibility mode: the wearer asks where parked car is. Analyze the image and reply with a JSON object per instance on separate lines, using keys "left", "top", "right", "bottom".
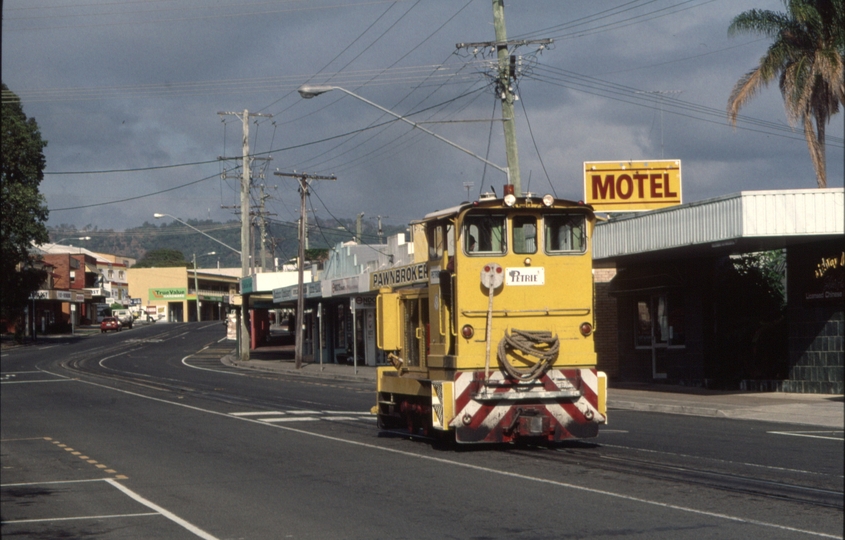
{"left": 100, "top": 317, "right": 121, "bottom": 333}
{"left": 112, "top": 308, "right": 134, "bottom": 329}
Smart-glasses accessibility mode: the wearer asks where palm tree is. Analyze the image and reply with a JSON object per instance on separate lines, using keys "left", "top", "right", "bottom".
{"left": 727, "top": 0, "right": 844, "bottom": 188}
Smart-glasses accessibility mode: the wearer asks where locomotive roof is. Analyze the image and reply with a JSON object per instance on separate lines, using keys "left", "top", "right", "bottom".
{"left": 422, "top": 196, "right": 593, "bottom": 222}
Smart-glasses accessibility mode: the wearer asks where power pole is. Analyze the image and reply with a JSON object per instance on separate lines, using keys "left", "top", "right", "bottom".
{"left": 218, "top": 109, "right": 271, "bottom": 361}
{"left": 274, "top": 171, "right": 336, "bottom": 369}
{"left": 456, "top": 1, "right": 552, "bottom": 197}
{"left": 355, "top": 213, "right": 365, "bottom": 243}
{"left": 492, "top": 0, "right": 521, "bottom": 196}
{"left": 258, "top": 184, "right": 270, "bottom": 272}
{"left": 377, "top": 215, "right": 389, "bottom": 244}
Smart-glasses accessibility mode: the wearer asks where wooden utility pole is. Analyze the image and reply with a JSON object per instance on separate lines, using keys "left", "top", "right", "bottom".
{"left": 218, "top": 109, "right": 271, "bottom": 361}
{"left": 492, "top": 0, "right": 521, "bottom": 196}
{"left": 456, "top": 2, "right": 552, "bottom": 197}
{"left": 274, "top": 171, "right": 336, "bottom": 369}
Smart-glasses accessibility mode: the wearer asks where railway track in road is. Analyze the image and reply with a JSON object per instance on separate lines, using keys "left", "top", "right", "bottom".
{"left": 55, "top": 333, "right": 372, "bottom": 418}
{"left": 505, "top": 443, "right": 844, "bottom": 510}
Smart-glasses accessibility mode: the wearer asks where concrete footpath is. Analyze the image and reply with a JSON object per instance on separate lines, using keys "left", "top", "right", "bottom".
{"left": 225, "top": 344, "right": 844, "bottom": 430}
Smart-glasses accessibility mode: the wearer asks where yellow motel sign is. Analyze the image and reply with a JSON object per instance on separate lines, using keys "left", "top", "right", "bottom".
{"left": 584, "top": 160, "right": 682, "bottom": 211}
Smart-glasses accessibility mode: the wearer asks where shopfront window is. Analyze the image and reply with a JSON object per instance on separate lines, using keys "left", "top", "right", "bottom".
{"left": 635, "top": 293, "right": 685, "bottom": 348}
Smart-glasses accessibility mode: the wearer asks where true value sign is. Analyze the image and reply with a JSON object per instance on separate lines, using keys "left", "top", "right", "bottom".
{"left": 584, "top": 160, "right": 682, "bottom": 212}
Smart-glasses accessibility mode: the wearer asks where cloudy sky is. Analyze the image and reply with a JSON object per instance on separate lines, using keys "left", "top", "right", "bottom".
{"left": 3, "top": 0, "right": 843, "bottom": 234}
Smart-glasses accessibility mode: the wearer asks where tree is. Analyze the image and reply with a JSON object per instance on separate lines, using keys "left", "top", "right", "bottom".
{"left": 727, "top": 0, "right": 845, "bottom": 188}
{"left": 132, "top": 248, "right": 190, "bottom": 268}
{"left": 1, "top": 83, "right": 50, "bottom": 335}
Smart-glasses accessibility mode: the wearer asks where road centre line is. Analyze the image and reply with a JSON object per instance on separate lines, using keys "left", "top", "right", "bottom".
{"left": 2, "top": 478, "right": 109, "bottom": 487}
{"left": 2, "top": 512, "right": 158, "bottom": 525}
{"left": 230, "top": 411, "right": 286, "bottom": 416}
{"left": 1, "top": 379, "right": 74, "bottom": 384}
{"left": 259, "top": 417, "right": 318, "bottom": 423}
{"left": 50, "top": 371, "right": 838, "bottom": 539}
{"left": 768, "top": 431, "right": 844, "bottom": 441}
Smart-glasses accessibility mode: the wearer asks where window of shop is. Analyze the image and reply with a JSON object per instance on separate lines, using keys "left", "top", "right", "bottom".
{"left": 335, "top": 304, "right": 347, "bottom": 348}
{"left": 635, "top": 293, "right": 685, "bottom": 348}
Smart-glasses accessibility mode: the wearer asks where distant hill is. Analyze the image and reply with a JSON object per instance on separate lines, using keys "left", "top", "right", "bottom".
{"left": 48, "top": 217, "right": 406, "bottom": 268}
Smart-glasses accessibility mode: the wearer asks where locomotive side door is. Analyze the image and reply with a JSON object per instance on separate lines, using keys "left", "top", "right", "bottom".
{"left": 426, "top": 219, "right": 455, "bottom": 359}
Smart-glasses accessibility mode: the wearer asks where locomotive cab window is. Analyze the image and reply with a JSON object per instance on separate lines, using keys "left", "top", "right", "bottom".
{"left": 464, "top": 214, "right": 506, "bottom": 255}
{"left": 544, "top": 214, "right": 586, "bottom": 254}
{"left": 427, "top": 222, "right": 445, "bottom": 261}
{"left": 512, "top": 216, "right": 537, "bottom": 254}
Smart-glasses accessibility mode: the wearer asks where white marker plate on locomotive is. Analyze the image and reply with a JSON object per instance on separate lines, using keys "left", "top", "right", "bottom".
{"left": 505, "top": 267, "right": 545, "bottom": 285}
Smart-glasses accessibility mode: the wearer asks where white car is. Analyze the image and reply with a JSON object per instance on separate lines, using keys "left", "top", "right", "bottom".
{"left": 112, "top": 309, "right": 134, "bottom": 329}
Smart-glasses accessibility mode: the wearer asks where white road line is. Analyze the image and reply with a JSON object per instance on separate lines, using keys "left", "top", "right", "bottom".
{"left": 768, "top": 431, "right": 844, "bottom": 441}
{"left": 0, "top": 371, "right": 44, "bottom": 374}
{"left": 105, "top": 479, "right": 220, "bottom": 540}
{"left": 2, "top": 512, "right": 158, "bottom": 525}
{"left": 323, "top": 416, "right": 362, "bottom": 421}
{"left": 1, "top": 478, "right": 110, "bottom": 487}
{"left": 229, "top": 411, "right": 286, "bottom": 416}
{"left": 98, "top": 348, "right": 143, "bottom": 370}
{"left": 287, "top": 410, "right": 320, "bottom": 415}
{"left": 1, "top": 379, "right": 75, "bottom": 385}
{"left": 56, "top": 372, "right": 840, "bottom": 539}
{"left": 259, "top": 417, "right": 318, "bottom": 423}
{"left": 182, "top": 351, "right": 245, "bottom": 377}
{"left": 600, "top": 443, "right": 844, "bottom": 478}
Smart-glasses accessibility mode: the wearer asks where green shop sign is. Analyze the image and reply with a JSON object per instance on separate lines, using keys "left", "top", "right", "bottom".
{"left": 149, "top": 288, "right": 187, "bottom": 301}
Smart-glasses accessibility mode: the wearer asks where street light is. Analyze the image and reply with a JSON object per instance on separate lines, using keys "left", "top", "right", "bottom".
{"left": 192, "top": 251, "right": 216, "bottom": 322}
{"left": 53, "top": 236, "right": 91, "bottom": 244}
{"left": 297, "top": 85, "right": 510, "bottom": 182}
{"left": 153, "top": 214, "right": 241, "bottom": 255}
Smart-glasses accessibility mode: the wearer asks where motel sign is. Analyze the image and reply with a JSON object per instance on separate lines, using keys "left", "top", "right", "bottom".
{"left": 584, "top": 160, "right": 682, "bottom": 211}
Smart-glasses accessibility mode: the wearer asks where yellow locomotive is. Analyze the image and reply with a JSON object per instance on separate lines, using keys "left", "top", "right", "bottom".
{"left": 375, "top": 187, "right": 607, "bottom": 443}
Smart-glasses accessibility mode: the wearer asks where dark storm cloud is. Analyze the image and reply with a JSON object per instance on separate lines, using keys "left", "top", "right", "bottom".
{"left": 2, "top": 0, "right": 841, "bottom": 231}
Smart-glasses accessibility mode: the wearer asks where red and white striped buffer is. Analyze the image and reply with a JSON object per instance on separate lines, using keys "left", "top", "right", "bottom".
{"left": 446, "top": 368, "right": 606, "bottom": 443}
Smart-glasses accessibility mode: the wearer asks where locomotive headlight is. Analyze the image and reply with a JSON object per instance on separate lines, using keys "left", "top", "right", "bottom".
{"left": 523, "top": 257, "right": 532, "bottom": 266}
{"left": 461, "top": 324, "right": 474, "bottom": 339}
{"left": 503, "top": 193, "right": 516, "bottom": 207}
{"left": 542, "top": 194, "right": 554, "bottom": 207}
{"left": 579, "top": 322, "right": 593, "bottom": 336}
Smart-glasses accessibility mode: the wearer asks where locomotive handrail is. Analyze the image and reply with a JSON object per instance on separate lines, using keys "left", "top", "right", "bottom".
{"left": 460, "top": 308, "right": 590, "bottom": 316}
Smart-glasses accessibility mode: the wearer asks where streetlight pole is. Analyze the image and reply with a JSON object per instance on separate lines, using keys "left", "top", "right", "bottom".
{"left": 154, "top": 214, "right": 243, "bottom": 342}
{"left": 297, "top": 85, "right": 509, "bottom": 182}
{"left": 192, "top": 251, "right": 216, "bottom": 322}
{"left": 153, "top": 214, "right": 241, "bottom": 256}
{"left": 53, "top": 236, "right": 92, "bottom": 244}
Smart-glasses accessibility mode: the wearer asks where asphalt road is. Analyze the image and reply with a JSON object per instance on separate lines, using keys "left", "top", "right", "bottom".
{"left": 2, "top": 322, "right": 842, "bottom": 539}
